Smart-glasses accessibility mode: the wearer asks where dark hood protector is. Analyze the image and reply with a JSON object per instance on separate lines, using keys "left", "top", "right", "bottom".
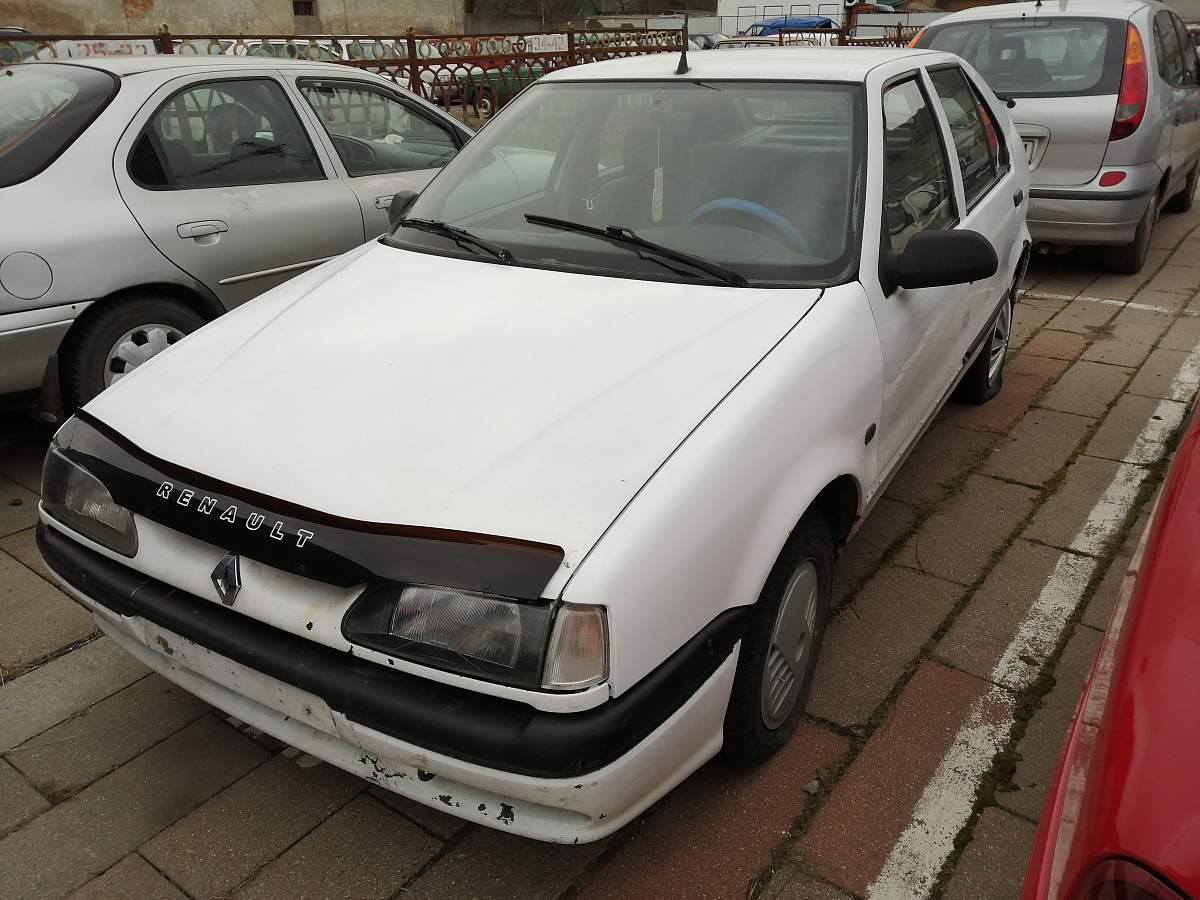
{"left": 59, "top": 412, "right": 564, "bottom": 599}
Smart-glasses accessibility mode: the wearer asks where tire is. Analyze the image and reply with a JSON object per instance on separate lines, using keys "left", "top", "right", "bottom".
{"left": 64, "top": 295, "right": 204, "bottom": 407}
{"left": 721, "top": 512, "right": 833, "bottom": 768}
{"left": 1106, "top": 196, "right": 1158, "bottom": 274}
{"left": 954, "top": 293, "right": 1014, "bottom": 406}
{"left": 1165, "top": 165, "right": 1198, "bottom": 214}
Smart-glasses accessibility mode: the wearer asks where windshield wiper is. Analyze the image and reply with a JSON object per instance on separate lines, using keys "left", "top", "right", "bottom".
{"left": 524, "top": 214, "right": 749, "bottom": 287}
{"left": 397, "top": 218, "right": 515, "bottom": 263}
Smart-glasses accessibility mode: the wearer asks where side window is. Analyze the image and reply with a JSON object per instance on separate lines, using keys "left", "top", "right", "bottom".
{"left": 129, "top": 78, "right": 323, "bottom": 190}
{"left": 882, "top": 77, "right": 955, "bottom": 256}
{"left": 1171, "top": 14, "right": 1200, "bottom": 86}
{"left": 928, "top": 66, "right": 1007, "bottom": 209}
{"left": 298, "top": 80, "right": 458, "bottom": 176}
{"left": 1155, "top": 11, "right": 1185, "bottom": 87}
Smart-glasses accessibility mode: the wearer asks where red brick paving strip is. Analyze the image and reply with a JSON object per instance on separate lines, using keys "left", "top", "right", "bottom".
{"left": 795, "top": 662, "right": 992, "bottom": 896}
{"left": 577, "top": 723, "right": 846, "bottom": 900}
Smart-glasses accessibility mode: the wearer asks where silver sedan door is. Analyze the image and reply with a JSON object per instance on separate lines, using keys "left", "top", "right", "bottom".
{"left": 115, "top": 71, "right": 365, "bottom": 309}
{"left": 290, "top": 75, "right": 467, "bottom": 236}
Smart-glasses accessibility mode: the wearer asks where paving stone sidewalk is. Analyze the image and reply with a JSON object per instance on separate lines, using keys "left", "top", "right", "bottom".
{"left": 2, "top": 204, "right": 1198, "bottom": 899}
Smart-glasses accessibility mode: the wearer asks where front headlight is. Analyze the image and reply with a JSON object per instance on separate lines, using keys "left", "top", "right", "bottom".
{"left": 41, "top": 444, "right": 138, "bottom": 557}
{"left": 342, "top": 585, "right": 607, "bottom": 691}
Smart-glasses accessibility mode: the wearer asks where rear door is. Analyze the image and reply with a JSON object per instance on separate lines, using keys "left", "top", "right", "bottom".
{"left": 116, "top": 72, "right": 365, "bottom": 309}
{"left": 292, "top": 76, "right": 468, "bottom": 237}
{"left": 919, "top": 16, "right": 1126, "bottom": 186}
{"left": 926, "top": 63, "right": 1022, "bottom": 346}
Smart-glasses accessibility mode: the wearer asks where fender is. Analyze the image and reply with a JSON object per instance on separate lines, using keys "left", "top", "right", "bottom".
{"left": 563, "top": 282, "right": 883, "bottom": 696}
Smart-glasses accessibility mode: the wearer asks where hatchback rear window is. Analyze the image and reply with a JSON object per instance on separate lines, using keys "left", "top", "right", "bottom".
{"left": 918, "top": 18, "right": 1126, "bottom": 98}
{"left": 0, "top": 63, "right": 118, "bottom": 188}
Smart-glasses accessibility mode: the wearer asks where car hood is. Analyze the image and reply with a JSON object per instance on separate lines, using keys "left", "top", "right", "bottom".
{"left": 85, "top": 242, "right": 819, "bottom": 583}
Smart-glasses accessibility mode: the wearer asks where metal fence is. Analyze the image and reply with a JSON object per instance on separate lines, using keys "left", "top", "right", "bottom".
{"left": 0, "top": 27, "right": 684, "bottom": 121}
{"left": 0, "top": 23, "right": 913, "bottom": 121}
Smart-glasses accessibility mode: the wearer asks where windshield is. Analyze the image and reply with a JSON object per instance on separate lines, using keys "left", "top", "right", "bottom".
{"left": 918, "top": 17, "right": 1125, "bottom": 97}
{"left": 389, "top": 80, "right": 865, "bottom": 287}
{"left": 0, "top": 63, "right": 118, "bottom": 188}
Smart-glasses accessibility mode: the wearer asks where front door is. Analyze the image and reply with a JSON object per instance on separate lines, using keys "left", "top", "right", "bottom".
{"left": 292, "top": 77, "right": 466, "bottom": 237}
{"left": 116, "top": 73, "right": 365, "bottom": 309}
{"left": 863, "top": 73, "right": 966, "bottom": 473}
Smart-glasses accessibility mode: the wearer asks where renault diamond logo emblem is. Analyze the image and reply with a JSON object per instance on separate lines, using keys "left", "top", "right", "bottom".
{"left": 211, "top": 553, "right": 242, "bottom": 606}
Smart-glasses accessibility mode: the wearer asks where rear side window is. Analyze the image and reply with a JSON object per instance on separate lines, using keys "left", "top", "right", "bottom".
{"left": 1171, "top": 14, "right": 1200, "bottom": 85}
{"left": 918, "top": 18, "right": 1126, "bottom": 98}
{"left": 0, "top": 63, "right": 118, "bottom": 188}
{"left": 129, "top": 78, "right": 323, "bottom": 190}
{"left": 928, "top": 66, "right": 1008, "bottom": 209}
{"left": 1155, "top": 10, "right": 1185, "bottom": 86}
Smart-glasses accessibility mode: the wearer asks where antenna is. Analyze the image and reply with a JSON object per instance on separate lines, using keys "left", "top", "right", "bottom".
{"left": 676, "top": 12, "right": 690, "bottom": 75}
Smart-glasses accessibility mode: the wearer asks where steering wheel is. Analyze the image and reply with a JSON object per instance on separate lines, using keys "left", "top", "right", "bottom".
{"left": 688, "top": 199, "right": 812, "bottom": 255}
{"left": 330, "top": 133, "right": 377, "bottom": 168}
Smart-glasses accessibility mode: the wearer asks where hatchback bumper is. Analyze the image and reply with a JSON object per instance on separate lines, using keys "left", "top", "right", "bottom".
{"left": 37, "top": 521, "right": 740, "bottom": 843}
{"left": 1027, "top": 166, "right": 1159, "bottom": 246}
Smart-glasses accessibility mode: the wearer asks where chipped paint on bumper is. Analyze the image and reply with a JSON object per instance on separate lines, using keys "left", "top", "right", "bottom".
{"left": 59, "top": 575, "right": 738, "bottom": 844}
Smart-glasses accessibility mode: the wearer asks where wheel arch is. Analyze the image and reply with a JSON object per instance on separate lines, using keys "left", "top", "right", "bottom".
{"left": 53, "top": 281, "right": 223, "bottom": 411}
{"left": 809, "top": 473, "right": 861, "bottom": 549}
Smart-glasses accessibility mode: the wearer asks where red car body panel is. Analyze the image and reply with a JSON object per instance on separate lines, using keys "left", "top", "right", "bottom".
{"left": 1023, "top": 408, "right": 1200, "bottom": 900}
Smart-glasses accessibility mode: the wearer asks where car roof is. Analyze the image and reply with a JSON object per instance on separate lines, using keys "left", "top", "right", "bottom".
{"left": 929, "top": 0, "right": 1151, "bottom": 23}
{"left": 542, "top": 46, "right": 946, "bottom": 82}
{"left": 35, "top": 55, "right": 347, "bottom": 77}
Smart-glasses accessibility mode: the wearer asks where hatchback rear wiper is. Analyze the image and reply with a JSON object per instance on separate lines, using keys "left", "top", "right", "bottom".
{"left": 524, "top": 214, "right": 749, "bottom": 287}
{"left": 397, "top": 218, "right": 516, "bottom": 263}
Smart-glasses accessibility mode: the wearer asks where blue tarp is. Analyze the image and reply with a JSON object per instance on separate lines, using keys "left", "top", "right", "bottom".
{"left": 742, "top": 15, "right": 836, "bottom": 36}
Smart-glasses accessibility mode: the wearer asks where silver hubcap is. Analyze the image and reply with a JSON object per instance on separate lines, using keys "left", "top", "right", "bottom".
{"left": 988, "top": 301, "right": 1012, "bottom": 384}
{"left": 761, "top": 559, "right": 820, "bottom": 729}
{"left": 104, "top": 324, "right": 186, "bottom": 387}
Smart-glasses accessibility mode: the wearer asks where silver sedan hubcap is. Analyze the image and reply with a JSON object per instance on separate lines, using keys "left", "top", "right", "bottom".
{"left": 761, "top": 559, "right": 820, "bottom": 729}
{"left": 104, "top": 324, "right": 186, "bottom": 387}
{"left": 988, "top": 302, "right": 1012, "bottom": 384}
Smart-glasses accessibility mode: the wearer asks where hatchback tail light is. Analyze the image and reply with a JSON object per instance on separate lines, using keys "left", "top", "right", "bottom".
{"left": 1110, "top": 23, "right": 1148, "bottom": 141}
{"left": 907, "top": 28, "right": 925, "bottom": 48}
{"left": 1073, "top": 859, "right": 1186, "bottom": 900}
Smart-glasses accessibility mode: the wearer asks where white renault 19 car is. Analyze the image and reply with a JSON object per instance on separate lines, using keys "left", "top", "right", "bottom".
{"left": 36, "top": 48, "right": 1030, "bottom": 843}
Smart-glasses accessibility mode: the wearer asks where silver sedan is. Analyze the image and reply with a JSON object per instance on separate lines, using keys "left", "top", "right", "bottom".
{"left": 0, "top": 55, "right": 471, "bottom": 414}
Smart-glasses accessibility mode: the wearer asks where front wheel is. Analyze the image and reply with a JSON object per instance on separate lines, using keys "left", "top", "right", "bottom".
{"left": 721, "top": 512, "right": 833, "bottom": 768}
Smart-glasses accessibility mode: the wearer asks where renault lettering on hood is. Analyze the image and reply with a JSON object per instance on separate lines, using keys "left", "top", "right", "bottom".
{"left": 37, "top": 47, "right": 1030, "bottom": 842}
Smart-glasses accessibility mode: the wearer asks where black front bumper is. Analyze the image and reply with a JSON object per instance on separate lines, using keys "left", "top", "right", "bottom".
{"left": 38, "top": 524, "right": 743, "bottom": 779}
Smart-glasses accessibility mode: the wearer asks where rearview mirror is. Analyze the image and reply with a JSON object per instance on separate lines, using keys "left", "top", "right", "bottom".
{"left": 388, "top": 190, "right": 419, "bottom": 228}
{"left": 884, "top": 229, "right": 998, "bottom": 293}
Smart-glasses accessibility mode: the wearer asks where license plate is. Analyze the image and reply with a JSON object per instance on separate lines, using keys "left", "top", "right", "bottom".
{"left": 1023, "top": 139, "right": 1036, "bottom": 165}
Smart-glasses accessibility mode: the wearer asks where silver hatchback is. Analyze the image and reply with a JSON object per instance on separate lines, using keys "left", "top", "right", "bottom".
{"left": 916, "top": 0, "right": 1200, "bottom": 273}
{"left": 0, "top": 55, "right": 471, "bottom": 414}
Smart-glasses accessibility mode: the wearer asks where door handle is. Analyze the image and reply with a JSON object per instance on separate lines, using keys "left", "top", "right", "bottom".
{"left": 1013, "top": 189, "right": 1024, "bottom": 207}
{"left": 374, "top": 195, "right": 395, "bottom": 210}
{"left": 176, "top": 220, "right": 229, "bottom": 239}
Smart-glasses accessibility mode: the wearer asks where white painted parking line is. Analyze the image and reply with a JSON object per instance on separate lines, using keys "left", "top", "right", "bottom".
{"left": 1020, "top": 290, "right": 1200, "bottom": 318}
{"left": 865, "top": 342, "right": 1200, "bottom": 900}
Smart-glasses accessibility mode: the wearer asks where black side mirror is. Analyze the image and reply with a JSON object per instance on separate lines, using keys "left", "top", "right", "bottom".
{"left": 388, "top": 190, "right": 418, "bottom": 229}
{"left": 882, "top": 229, "right": 998, "bottom": 293}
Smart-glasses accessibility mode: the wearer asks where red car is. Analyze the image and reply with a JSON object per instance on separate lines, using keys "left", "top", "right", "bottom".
{"left": 1023, "top": 409, "right": 1200, "bottom": 900}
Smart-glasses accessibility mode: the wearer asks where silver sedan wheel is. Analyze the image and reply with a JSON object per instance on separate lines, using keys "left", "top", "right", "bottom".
{"left": 761, "top": 559, "right": 820, "bottom": 729}
{"left": 104, "top": 324, "right": 186, "bottom": 387}
{"left": 987, "top": 301, "right": 1012, "bottom": 385}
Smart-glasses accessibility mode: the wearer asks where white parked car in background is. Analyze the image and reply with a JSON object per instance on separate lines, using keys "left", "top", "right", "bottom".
{"left": 37, "top": 48, "right": 1030, "bottom": 844}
